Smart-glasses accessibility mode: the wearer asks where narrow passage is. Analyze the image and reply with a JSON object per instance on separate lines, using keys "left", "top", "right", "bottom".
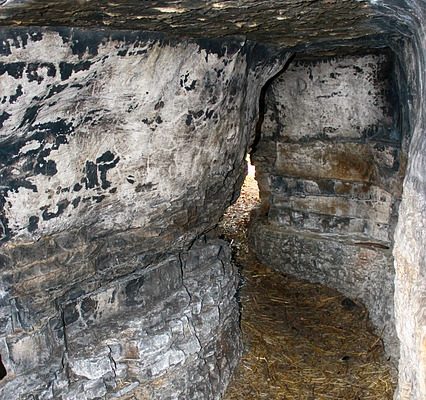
{"left": 221, "top": 163, "right": 397, "bottom": 400}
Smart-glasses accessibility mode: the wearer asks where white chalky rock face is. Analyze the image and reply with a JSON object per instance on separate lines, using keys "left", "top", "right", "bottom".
{"left": 0, "top": 27, "right": 287, "bottom": 399}
{"left": 0, "top": 27, "right": 285, "bottom": 277}
{"left": 0, "top": 30, "right": 244, "bottom": 241}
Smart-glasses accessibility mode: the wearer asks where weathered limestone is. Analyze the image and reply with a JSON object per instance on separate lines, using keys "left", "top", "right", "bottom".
{"left": 0, "top": 28, "right": 288, "bottom": 399}
{"left": 250, "top": 51, "right": 405, "bottom": 360}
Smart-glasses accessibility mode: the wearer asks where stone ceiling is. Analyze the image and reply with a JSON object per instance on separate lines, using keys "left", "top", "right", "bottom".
{"left": 0, "top": 0, "right": 393, "bottom": 47}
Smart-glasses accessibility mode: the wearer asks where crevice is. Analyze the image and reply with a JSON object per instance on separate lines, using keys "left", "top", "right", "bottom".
{"left": 59, "top": 306, "right": 72, "bottom": 384}
{"left": 178, "top": 252, "right": 192, "bottom": 305}
{"left": 251, "top": 53, "right": 296, "bottom": 155}
{"left": 107, "top": 345, "right": 118, "bottom": 380}
{"left": 0, "top": 354, "right": 7, "bottom": 380}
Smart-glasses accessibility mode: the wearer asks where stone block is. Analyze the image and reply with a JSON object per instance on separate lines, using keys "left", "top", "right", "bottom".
{"left": 0, "top": 27, "right": 288, "bottom": 399}
{"left": 275, "top": 141, "right": 400, "bottom": 185}
{"left": 268, "top": 206, "right": 391, "bottom": 243}
{"left": 0, "top": 238, "right": 242, "bottom": 399}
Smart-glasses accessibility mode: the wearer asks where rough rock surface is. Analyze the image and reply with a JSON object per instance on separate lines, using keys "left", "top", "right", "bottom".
{"left": 0, "top": 1, "right": 424, "bottom": 400}
{"left": 249, "top": 51, "right": 405, "bottom": 359}
{"left": 1, "top": 236, "right": 242, "bottom": 399}
{"left": 0, "top": 1, "right": 382, "bottom": 48}
{"left": 386, "top": 2, "right": 426, "bottom": 399}
{"left": 0, "top": 28, "right": 288, "bottom": 399}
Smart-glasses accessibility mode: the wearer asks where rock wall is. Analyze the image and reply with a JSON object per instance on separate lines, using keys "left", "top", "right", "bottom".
{"left": 1, "top": 237, "right": 241, "bottom": 399}
{"left": 384, "top": 1, "right": 426, "bottom": 398}
{"left": 0, "top": 27, "right": 288, "bottom": 399}
{"left": 250, "top": 51, "right": 405, "bottom": 360}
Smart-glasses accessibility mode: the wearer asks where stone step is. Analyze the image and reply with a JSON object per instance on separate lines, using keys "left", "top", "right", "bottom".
{"left": 268, "top": 205, "right": 391, "bottom": 244}
{"left": 254, "top": 216, "right": 390, "bottom": 249}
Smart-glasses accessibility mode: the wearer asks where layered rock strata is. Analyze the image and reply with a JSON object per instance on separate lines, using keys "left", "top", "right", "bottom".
{"left": 1, "top": 237, "right": 241, "bottom": 399}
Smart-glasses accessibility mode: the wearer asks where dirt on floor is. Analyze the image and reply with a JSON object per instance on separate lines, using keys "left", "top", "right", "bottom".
{"left": 219, "top": 171, "right": 397, "bottom": 400}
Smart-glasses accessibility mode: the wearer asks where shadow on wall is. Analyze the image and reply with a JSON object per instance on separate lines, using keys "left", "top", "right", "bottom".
{"left": 0, "top": 355, "right": 6, "bottom": 381}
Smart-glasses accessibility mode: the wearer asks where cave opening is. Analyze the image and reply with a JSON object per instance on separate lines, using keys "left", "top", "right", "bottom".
{"left": 222, "top": 44, "right": 406, "bottom": 398}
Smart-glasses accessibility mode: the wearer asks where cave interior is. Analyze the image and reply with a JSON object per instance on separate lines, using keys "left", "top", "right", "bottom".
{"left": 0, "top": 1, "right": 424, "bottom": 399}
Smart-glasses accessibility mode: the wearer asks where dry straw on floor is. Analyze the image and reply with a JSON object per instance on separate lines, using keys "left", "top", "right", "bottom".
{"left": 220, "top": 173, "right": 397, "bottom": 400}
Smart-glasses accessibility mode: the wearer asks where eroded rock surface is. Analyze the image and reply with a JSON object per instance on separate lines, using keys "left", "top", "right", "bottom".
{"left": 0, "top": 1, "right": 381, "bottom": 48}
{"left": 389, "top": 2, "right": 426, "bottom": 399}
{"left": 2, "top": 236, "right": 241, "bottom": 399}
{"left": 0, "top": 28, "right": 288, "bottom": 399}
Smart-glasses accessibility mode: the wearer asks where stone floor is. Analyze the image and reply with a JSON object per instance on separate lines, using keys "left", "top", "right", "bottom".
{"left": 220, "top": 166, "right": 397, "bottom": 400}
